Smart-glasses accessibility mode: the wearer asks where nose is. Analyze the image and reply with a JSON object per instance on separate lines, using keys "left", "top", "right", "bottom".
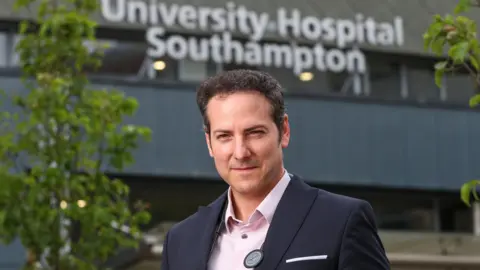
{"left": 233, "top": 137, "right": 251, "bottom": 160}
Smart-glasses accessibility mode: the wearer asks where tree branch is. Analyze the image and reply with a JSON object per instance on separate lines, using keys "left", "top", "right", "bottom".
{"left": 95, "top": 124, "right": 107, "bottom": 177}
{"left": 20, "top": 204, "right": 47, "bottom": 269}
{"left": 462, "top": 62, "right": 480, "bottom": 89}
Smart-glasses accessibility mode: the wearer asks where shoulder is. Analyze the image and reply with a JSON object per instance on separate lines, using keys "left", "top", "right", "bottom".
{"left": 165, "top": 193, "right": 226, "bottom": 241}
{"left": 162, "top": 208, "right": 212, "bottom": 252}
{"left": 304, "top": 185, "right": 379, "bottom": 238}
{"left": 292, "top": 174, "right": 369, "bottom": 210}
{"left": 167, "top": 209, "right": 206, "bottom": 237}
{"left": 294, "top": 173, "right": 367, "bottom": 204}
{"left": 302, "top": 182, "right": 374, "bottom": 221}
{"left": 296, "top": 187, "right": 389, "bottom": 268}
{"left": 316, "top": 188, "right": 371, "bottom": 212}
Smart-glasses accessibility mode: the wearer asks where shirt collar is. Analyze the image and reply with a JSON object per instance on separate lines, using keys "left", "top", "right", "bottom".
{"left": 224, "top": 170, "right": 291, "bottom": 232}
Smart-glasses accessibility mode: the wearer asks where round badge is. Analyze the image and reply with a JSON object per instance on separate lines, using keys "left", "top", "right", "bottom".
{"left": 243, "top": 249, "right": 264, "bottom": 268}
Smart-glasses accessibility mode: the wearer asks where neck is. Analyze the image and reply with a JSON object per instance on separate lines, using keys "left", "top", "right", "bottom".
{"left": 231, "top": 193, "right": 263, "bottom": 222}
{"left": 231, "top": 168, "right": 285, "bottom": 222}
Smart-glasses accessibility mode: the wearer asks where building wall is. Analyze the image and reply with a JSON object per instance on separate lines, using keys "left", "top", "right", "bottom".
{"left": 0, "top": 0, "right": 473, "bottom": 56}
{"left": 1, "top": 75, "right": 479, "bottom": 191}
{"left": 1, "top": 0, "right": 478, "bottom": 266}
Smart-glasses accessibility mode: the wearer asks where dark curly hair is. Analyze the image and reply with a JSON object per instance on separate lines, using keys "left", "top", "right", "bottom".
{"left": 196, "top": 69, "right": 286, "bottom": 138}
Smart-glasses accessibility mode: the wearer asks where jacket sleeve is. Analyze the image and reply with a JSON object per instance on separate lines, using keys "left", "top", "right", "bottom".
{"left": 160, "top": 230, "right": 171, "bottom": 270}
{"left": 338, "top": 200, "right": 390, "bottom": 270}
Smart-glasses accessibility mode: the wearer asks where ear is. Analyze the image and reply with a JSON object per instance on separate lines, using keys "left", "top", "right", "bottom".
{"left": 205, "top": 131, "right": 214, "bottom": 157}
{"left": 280, "top": 114, "right": 290, "bottom": 148}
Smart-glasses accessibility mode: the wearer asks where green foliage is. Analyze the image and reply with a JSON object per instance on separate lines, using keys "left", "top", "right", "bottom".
{"left": 461, "top": 180, "right": 480, "bottom": 206}
{"left": 424, "top": 0, "right": 480, "bottom": 207}
{"left": 424, "top": 6, "right": 480, "bottom": 91}
{"left": 0, "top": 0, "right": 152, "bottom": 269}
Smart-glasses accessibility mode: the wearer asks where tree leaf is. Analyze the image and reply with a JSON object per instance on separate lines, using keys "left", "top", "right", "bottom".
{"left": 434, "top": 61, "right": 448, "bottom": 70}
{"left": 470, "top": 55, "right": 480, "bottom": 70}
{"left": 454, "top": 0, "right": 471, "bottom": 14}
{"left": 444, "top": 15, "right": 455, "bottom": 26}
{"left": 461, "top": 180, "right": 480, "bottom": 206}
{"left": 1, "top": 0, "right": 153, "bottom": 268}
{"left": 423, "top": 33, "right": 433, "bottom": 51}
{"left": 431, "top": 36, "right": 447, "bottom": 55}
{"left": 469, "top": 94, "right": 480, "bottom": 107}
{"left": 449, "top": 41, "right": 470, "bottom": 63}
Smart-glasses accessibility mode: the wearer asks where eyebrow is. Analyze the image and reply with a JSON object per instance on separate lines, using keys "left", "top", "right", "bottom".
{"left": 244, "top": 125, "right": 267, "bottom": 132}
{"left": 213, "top": 125, "right": 267, "bottom": 134}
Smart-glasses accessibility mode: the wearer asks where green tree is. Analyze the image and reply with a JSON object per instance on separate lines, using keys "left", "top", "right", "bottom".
{"left": 0, "top": 0, "right": 152, "bottom": 269}
{"left": 423, "top": 0, "right": 480, "bottom": 206}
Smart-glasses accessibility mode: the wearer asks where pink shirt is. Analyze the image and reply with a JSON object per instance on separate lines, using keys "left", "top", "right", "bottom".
{"left": 208, "top": 171, "right": 291, "bottom": 270}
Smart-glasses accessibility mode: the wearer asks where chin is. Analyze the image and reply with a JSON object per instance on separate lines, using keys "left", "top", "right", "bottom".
{"left": 231, "top": 178, "right": 264, "bottom": 195}
{"left": 233, "top": 184, "right": 260, "bottom": 196}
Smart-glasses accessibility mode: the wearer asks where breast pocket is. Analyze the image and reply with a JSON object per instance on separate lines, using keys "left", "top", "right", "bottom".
{"left": 281, "top": 255, "right": 332, "bottom": 270}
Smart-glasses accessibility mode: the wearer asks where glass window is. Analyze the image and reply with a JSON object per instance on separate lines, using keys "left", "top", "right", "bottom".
{"left": 94, "top": 39, "right": 222, "bottom": 83}
{"left": 178, "top": 59, "right": 218, "bottom": 82}
{"left": 2, "top": 34, "right": 220, "bottom": 83}
{"left": 444, "top": 70, "right": 476, "bottom": 105}
{"left": 325, "top": 71, "right": 364, "bottom": 96}
{"left": 223, "top": 63, "right": 366, "bottom": 97}
{"left": 89, "top": 40, "right": 177, "bottom": 81}
{"left": 366, "top": 57, "right": 402, "bottom": 100}
{"left": 0, "top": 32, "right": 8, "bottom": 67}
{"left": 370, "top": 198, "right": 436, "bottom": 231}
{"left": 406, "top": 61, "right": 442, "bottom": 103}
{"left": 3, "top": 29, "right": 474, "bottom": 107}
{"left": 222, "top": 52, "right": 410, "bottom": 99}
{"left": 438, "top": 199, "right": 473, "bottom": 233}
{"left": 0, "top": 32, "right": 22, "bottom": 68}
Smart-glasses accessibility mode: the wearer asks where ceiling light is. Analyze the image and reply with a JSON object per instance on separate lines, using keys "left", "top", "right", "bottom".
{"left": 153, "top": 60, "right": 166, "bottom": 71}
{"left": 299, "top": 72, "right": 314, "bottom": 81}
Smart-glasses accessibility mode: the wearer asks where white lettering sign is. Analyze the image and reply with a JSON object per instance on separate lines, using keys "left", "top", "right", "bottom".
{"left": 100, "top": 0, "right": 405, "bottom": 75}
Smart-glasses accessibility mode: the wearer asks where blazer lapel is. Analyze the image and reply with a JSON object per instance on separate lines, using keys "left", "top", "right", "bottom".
{"left": 195, "top": 191, "right": 227, "bottom": 270}
{"left": 256, "top": 175, "right": 318, "bottom": 270}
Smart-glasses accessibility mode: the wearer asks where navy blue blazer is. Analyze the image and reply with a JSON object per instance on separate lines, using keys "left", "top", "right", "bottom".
{"left": 160, "top": 174, "right": 390, "bottom": 270}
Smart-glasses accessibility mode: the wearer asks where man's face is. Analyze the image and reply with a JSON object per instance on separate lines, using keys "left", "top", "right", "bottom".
{"left": 205, "top": 91, "right": 290, "bottom": 198}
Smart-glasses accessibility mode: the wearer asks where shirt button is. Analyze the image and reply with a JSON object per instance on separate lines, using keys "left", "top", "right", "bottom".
{"left": 241, "top": 233, "right": 248, "bottom": 239}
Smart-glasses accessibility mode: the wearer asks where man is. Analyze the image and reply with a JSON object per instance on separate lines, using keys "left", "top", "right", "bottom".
{"left": 160, "top": 69, "right": 390, "bottom": 270}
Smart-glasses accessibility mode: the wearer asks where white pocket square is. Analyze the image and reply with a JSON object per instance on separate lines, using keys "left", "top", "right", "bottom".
{"left": 285, "top": 255, "right": 328, "bottom": 263}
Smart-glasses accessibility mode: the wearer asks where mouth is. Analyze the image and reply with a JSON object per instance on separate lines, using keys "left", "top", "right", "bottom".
{"left": 232, "top": 166, "right": 257, "bottom": 171}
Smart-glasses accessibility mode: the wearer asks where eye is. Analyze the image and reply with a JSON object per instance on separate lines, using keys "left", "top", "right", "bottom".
{"left": 249, "top": 130, "right": 265, "bottom": 136}
{"left": 216, "top": 134, "right": 230, "bottom": 140}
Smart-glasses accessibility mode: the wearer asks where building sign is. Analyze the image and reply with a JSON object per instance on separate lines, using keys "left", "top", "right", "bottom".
{"left": 101, "top": 0, "right": 404, "bottom": 75}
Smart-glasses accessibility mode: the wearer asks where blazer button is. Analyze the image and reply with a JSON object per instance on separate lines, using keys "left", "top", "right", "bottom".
{"left": 241, "top": 233, "right": 248, "bottom": 239}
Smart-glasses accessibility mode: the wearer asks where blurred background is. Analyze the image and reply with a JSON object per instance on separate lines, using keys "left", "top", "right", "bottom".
{"left": 1, "top": 0, "right": 480, "bottom": 269}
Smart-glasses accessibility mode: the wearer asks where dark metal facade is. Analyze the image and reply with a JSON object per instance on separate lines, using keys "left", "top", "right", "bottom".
{"left": 0, "top": 239, "right": 25, "bottom": 269}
